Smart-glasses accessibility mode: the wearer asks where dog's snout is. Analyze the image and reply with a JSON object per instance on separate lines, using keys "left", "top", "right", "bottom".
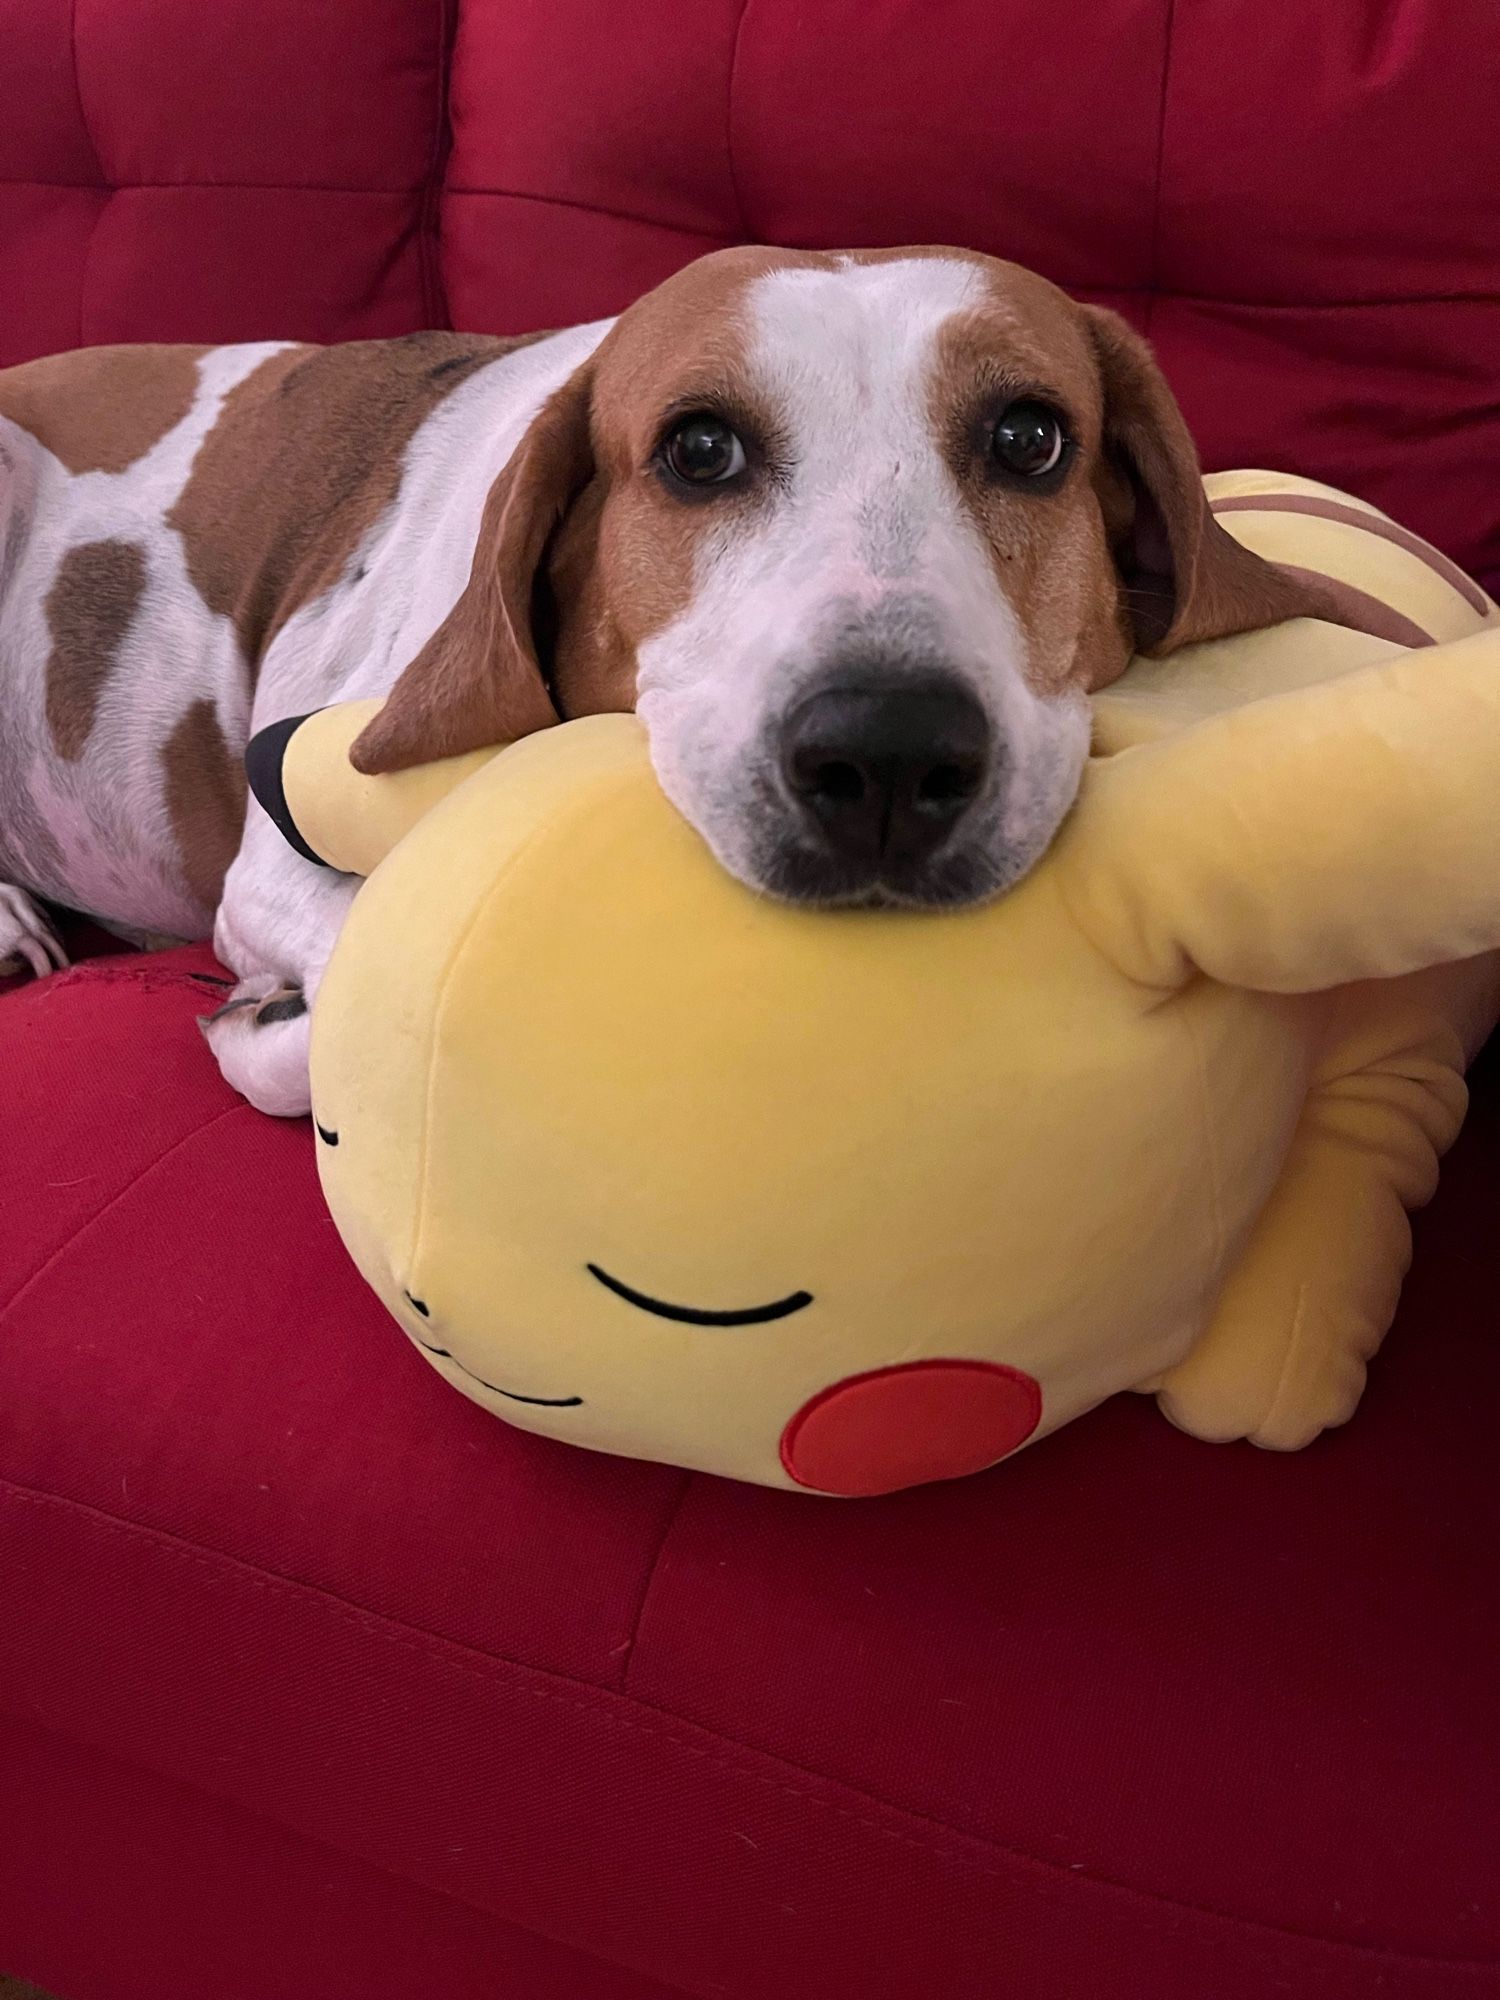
{"left": 780, "top": 680, "right": 991, "bottom": 868}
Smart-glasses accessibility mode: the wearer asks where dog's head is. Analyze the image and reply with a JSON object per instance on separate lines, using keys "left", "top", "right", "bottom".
{"left": 353, "top": 247, "right": 1336, "bottom": 906}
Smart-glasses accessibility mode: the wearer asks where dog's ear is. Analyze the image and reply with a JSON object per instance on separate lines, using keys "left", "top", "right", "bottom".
{"left": 1083, "top": 308, "right": 1338, "bottom": 656}
{"left": 349, "top": 366, "right": 596, "bottom": 776}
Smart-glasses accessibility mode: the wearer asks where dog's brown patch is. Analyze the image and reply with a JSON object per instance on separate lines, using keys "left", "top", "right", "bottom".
{"left": 349, "top": 255, "right": 784, "bottom": 773}
{"left": 929, "top": 274, "right": 1363, "bottom": 692}
{"left": 927, "top": 270, "right": 1126, "bottom": 694}
{"left": 166, "top": 331, "right": 552, "bottom": 670}
{"left": 43, "top": 539, "right": 148, "bottom": 759}
{"left": 161, "top": 697, "right": 248, "bottom": 916}
{"left": 545, "top": 258, "right": 787, "bottom": 722}
{"left": 0, "top": 346, "right": 210, "bottom": 474}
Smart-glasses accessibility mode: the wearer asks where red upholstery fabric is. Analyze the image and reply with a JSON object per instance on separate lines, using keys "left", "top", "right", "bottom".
{"left": 3, "top": 954, "right": 1499, "bottom": 2000}
{"left": 3, "top": 3, "right": 1499, "bottom": 1996}
{"left": 3, "top": 0, "right": 1496, "bottom": 595}
{"left": 0, "top": 0, "right": 447, "bottom": 358}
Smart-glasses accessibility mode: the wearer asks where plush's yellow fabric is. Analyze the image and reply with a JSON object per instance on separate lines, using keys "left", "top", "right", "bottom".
{"left": 281, "top": 476, "right": 1500, "bottom": 1492}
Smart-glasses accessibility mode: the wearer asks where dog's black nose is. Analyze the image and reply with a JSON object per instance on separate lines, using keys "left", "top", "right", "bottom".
{"left": 780, "top": 681, "right": 992, "bottom": 868}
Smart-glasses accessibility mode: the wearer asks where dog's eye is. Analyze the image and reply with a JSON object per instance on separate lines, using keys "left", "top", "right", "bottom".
{"left": 662, "top": 415, "right": 747, "bottom": 487}
{"left": 990, "top": 401, "right": 1068, "bottom": 479}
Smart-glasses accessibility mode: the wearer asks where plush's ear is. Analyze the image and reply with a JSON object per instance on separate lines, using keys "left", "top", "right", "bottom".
{"left": 348, "top": 366, "right": 596, "bottom": 776}
{"left": 247, "top": 701, "right": 503, "bottom": 877}
{"left": 1084, "top": 308, "right": 1342, "bottom": 655}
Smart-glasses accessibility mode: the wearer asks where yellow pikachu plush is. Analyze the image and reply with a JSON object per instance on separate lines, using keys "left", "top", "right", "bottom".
{"left": 251, "top": 476, "right": 1500, "bottom": 1495}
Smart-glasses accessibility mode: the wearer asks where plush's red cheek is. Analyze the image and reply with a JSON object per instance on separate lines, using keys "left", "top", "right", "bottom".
{"left": 779, "top": 1360, "right": 1043, "bottom": 1497}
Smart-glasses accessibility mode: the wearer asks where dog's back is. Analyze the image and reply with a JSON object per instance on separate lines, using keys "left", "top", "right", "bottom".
{"left": 0, "top": 331, "right": 554, "bottom": 940}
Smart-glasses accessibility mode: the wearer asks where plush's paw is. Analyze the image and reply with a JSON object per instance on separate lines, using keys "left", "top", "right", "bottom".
{"left": 1155, "top": 1287, "right": 1377, "bottom": 1452}
{"left": 200, "top": 973, "right": 313, "bottom": 1118}
{"left": 0, "top": 883, "right": 68, "bottom": 980}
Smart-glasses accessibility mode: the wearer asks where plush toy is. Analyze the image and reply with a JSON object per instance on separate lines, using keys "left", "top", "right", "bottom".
{"left": 250, "top": 475, "right": 1500, "bottom": 1495}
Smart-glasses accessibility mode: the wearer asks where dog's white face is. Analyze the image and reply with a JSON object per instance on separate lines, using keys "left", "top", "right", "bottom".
{"left": 359, "top": 246, "right": 1329, "bottom": 908}
{"left": 634, "top": 256, "right": 1090, "bottom": 906}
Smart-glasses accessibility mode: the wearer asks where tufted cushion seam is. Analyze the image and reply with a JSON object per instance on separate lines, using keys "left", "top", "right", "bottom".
{"left": 1142, "top": 0, "right": 1176, "bottom": 339}
{"left": 0, "top": 1101, "right": 249, "bottom": 1325}
{"left": 0, "top": 177, "right": 444, "bottom": 195}
{"left": 4, "top": 1472, "right": 1500, "bottom": 1973}
{"left": 417, "top": 0, "right": 457, "bottom": 326}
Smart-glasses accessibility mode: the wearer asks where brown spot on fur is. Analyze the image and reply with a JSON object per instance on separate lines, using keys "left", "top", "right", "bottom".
{"left": 1080, "top": 307, "right": 1353, "bottom": 658}
{"left": 929, "top": 274, "right": 1362, "bottom": 694}
{"left": 161, "top": 698, "right": 247, "bottom": 917}
{"left": 0, "top": 346, "right": 209, "bottom": 474}
{"left": 166, "top": 331, "right": 553, "bottom": 672}
{"left": 43, "top": 539, "right": 148, "bottom": 759}
{"left": 541, "top": 260, "right": 790, "bottom": 727}
{"left": 351, "top": 266, "right": 785, "bottom": 772}
{"left": 927, "top": 270, "right": 1123, "bottom": 695}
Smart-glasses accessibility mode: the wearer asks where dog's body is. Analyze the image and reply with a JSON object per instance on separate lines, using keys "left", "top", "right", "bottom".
{"left": 0, "top": 321, "right": 608, "bottom": 1104}
{"left": 0, "top": 247, "right": 1348, "bottom": 1114}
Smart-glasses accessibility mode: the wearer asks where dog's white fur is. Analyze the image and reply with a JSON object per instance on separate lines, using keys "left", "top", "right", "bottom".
{"left": 2, "top": 248, "right": 1320, "bottom": 1116}
{"left": 638, "top": 259, "right": 1089, "bottom": 902}
{"left": 211, "top": 322, "right": 612, "bottom": 1110}
{"left": 0, "top": 322, "right": 608, "bottom": 1110}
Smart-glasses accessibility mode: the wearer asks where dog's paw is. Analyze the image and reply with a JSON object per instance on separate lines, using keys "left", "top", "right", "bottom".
{"left": 200, "top": 973, "right": 313, "bottom": 1118}
{"left": 0, "top": 883, "right": 68, "bottom": 980}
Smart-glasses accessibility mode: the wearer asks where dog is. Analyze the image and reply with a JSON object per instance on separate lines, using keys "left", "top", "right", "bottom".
{"left": 0, "top": 245, "right": 1345, "bottom": 1115}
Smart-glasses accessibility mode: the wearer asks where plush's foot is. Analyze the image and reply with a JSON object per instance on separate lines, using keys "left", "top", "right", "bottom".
{"left": 1155, "top": 997, "right": 1470, "bottom": 1451}
{"left": 1155, "top": 1281, "right": 1383, "bottom": 1452}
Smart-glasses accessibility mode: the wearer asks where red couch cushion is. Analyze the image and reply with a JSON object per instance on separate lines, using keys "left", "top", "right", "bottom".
{"left": 4, "top": 0, "right": 1499, "bottom": 1994}
{"left": 3, "top": 951, "right": 1498, "bottom": 1999}
{"left": 3, "top": 0, "right": 1494, "bottom": 594}
{"left": 442, "top": 0, "right": 1500, "bottom": 598}
{"left": 0, "top": 0, "right": 446, "bottom": 363}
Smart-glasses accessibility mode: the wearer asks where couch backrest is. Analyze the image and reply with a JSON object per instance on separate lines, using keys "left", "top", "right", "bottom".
{"left": 2, "top": 0, "right": 1495, "bottom": 591}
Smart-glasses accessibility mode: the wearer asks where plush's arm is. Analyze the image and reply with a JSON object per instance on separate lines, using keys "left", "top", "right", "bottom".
{"left": 248, "top": 700, "right": 504, "bottom": 878}
{"left": 1062, "top": 626, "right": 1500, "bottom": 993}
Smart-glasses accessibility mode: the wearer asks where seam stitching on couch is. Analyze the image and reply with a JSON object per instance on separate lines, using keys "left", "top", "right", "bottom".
{"left": 67, "top": 0, "right": 105, "bottom": 347}
{"left": 0, "top": 1103, "right": 247, "bottom": 1323}
{"left": 1143, "top": 0, "right": 1177, "bottom": 339}
{"left": 723, "top": 0, "right": 755, "bottom": 239}
{"left": 418, "top": 0, "right": 457, "bottom": 327}
{"left": 2, "top": 1479, "right": 1496, "bottom": 1970}
{"left": 442, "top": 184, "right": 743, "bottom": 242}
{"left": 6, "top": 175, "right": 1499, "bottom": 323}
{"left": 5, "top": 1710, "right": 703, "bottom": 2000}
{"left": 0, "top": 177, "right": 438, "bottom": 196}
{"left": 616, "top": 1469, "right": 694, "bottom": 1693}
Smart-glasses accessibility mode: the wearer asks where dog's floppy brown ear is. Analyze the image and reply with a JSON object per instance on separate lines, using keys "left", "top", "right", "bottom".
{"left": 350, "top": 367, "right": 595, "bottom": 775}
{"left": 1084, "top": 308, "right": 1335, "bottom": 656}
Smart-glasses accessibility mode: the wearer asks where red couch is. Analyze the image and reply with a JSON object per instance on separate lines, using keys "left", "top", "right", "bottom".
{"left": 2, "top": 4, "right": 1497, "bottom": 1997}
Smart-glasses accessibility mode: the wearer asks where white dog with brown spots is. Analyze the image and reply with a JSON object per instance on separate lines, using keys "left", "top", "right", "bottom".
{"left": 0, "top": 246, "right": 1348, "bottom": 1116}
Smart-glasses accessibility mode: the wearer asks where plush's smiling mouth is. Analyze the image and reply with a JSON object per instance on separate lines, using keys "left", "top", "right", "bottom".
{"left": 587, "top": 1263, "right": 814, "bottom": 1327}
{"left": 413, "top": 1334, "right": 584, "bottom": 1407}
{"left": 403, "top": 1301, "right": 584, "bottom": 1407}
{"left": 399, "top": 1263, "right": 813, "bottom": 1408}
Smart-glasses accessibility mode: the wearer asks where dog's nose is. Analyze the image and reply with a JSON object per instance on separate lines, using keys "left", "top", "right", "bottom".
{"left": 780, "top": 681, "right": 992, "bottom": 867}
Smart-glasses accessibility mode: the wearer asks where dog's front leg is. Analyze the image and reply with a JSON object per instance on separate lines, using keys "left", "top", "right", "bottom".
{"left": 0, "top": 882, "right": 68, "bottom": 979}
{"left": 202, "top": 804, "right": 358, "bottom": 1117}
